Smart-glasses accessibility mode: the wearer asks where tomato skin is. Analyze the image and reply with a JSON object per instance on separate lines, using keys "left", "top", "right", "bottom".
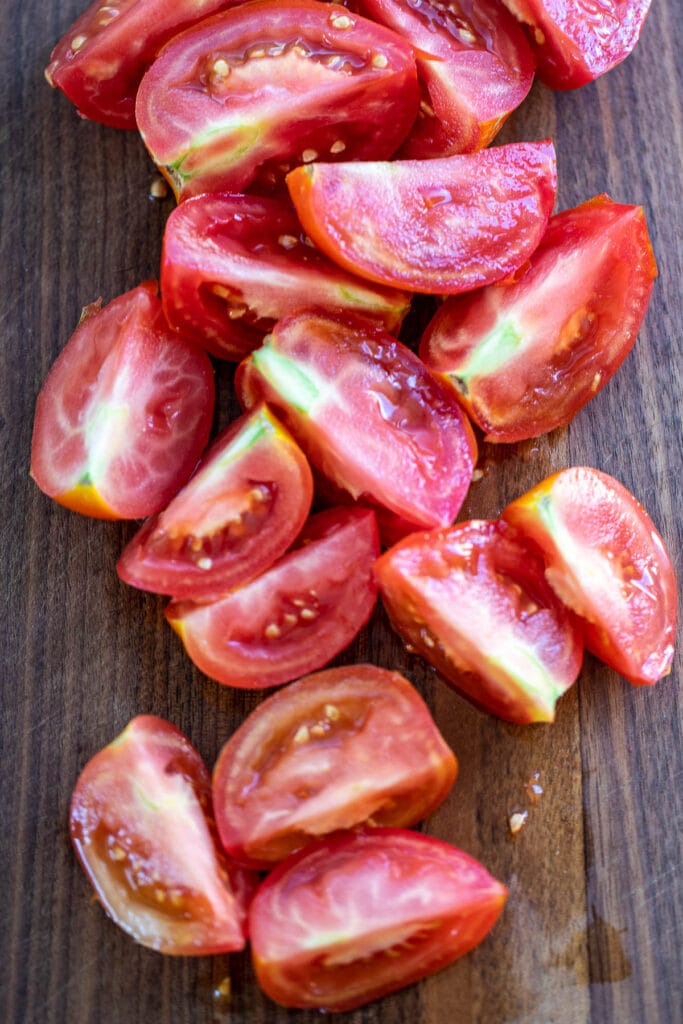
{"left": 70, "top": 716, "right": 258, "bottom": 955}
{"left": 30, "top": 283, "right": 214, "bottom": 520}
{"left": 286, "top": 141, "right": 557, "bottom": 295}
{"left": 212, "top": 665, "right": 457, "bottom": 869}
{"left": 249, "top": 827, "right": 507, "bottom": 1011}
{"left": 420, "top": 195, "right": 658, "bottom": 442}
{"left": 502, "top": 468, "right": 677, "bottom": 685}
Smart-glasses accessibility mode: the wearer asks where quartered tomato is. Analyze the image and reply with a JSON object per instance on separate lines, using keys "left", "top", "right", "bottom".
{"left": 503, "top": 468, "right": 677, "bottom": 685}
{"left": 70, "top": 716, "right": 258, "bottom": 955}
{"left": 117, "top": 405, "right": 313, "bottom": 599}
{"left": 358, "top": 0, "right": 535, "bottom": 156}
{"left": 212, "top": 665, "right": 457, "bottom": 868}
{"left": 167, "top": 507, "right": 380, "bottom": 689}
{"left": 420, "top": 195, "right": 658, "bottom": 442}
{"left": 502, "top": 0, "right": 652, "bottom": 89}
{"left": 136, "top": 0, "right": 419, "bottom": 200}
{"left": 286, "top": 141, "right": 557, "bottom": 295}
{"left": 30, "top": 282, "right": 214, "bottom": 520}
{"left": 160, "top": 192, "right": 411, "bottom": 360}
{"left": 236, "top": 312, "right": 476, "bottom": 542}
{"left": 375, "top": 520, "right": 584, "bottom": 723}
{"left": 249, "top": 828, "right": 507, "bottom": 1011}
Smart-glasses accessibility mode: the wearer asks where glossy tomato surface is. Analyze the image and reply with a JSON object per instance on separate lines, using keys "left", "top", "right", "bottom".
{"left": 136, "top": 0, "right": 419, "bottom": 200}
{"left": 117, "top": 405, "right": 313, "bottom": 599}
{"left": 375, "top": 520, "right": 584, "bottom": 723}
{"left": 420, "top": 195, "right": 658, "bottom": 442}
{"left": 249, "top": 828, "right": 507, "bottom": 1011}
{"left": 70, "top": 716, "right": 258, "bottom": 955}
{"left": 161, "top": 192, "right": 411, "bottom": 360}
{"left": 30, "top": 282, "right": 214, "bottom": 520}
{"left": 287, "top": 141, "right": 557, "bottom": 294}
{"left": 212, "top": 665, "right": 457, "bottom": 868}
{"left": 167, "top": 507, "right": 380, "bottom": 689}
{"left": 503, "top": 468, "right": 677, "bottom": 685}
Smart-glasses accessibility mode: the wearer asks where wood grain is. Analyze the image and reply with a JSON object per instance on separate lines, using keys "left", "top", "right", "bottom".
{"left": 1, "top": 3, "right": 681, "bottom": 1023}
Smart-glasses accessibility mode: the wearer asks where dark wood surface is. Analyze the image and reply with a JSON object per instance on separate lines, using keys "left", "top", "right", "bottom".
{"left": 1, "top": 3, "right": 681, "bottom": 1023}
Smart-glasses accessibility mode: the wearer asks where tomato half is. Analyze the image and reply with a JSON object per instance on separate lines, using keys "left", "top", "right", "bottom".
{"left": 30, "top": 282, "right": 214, "bottom": 520}
{"left": 287, "top": 141, "right": 557, "bottom": 295}
{"left": 420, "top": 195, "right": 658, "bottom": 442}
{"left": 70, "top": 716, "right": 258, "bottom": 955}
{"left": 167, "top": 507, "right": 380, "bottom": 689}
{"left": 117, "top": 405, "right": 313, "bottom": 599}
{"left": 375, "top": 520, "right": 584, "bottom": 723}
{"left": 249, "top": 828, "right": 507, "bottom": 1011}
{"left": 502, "top": 468, "right": 677, "bottom": 685}
{"left": 212, "top": 665, "right": 457, "bottom": 868}
{"left": 135, "top": 0, "right": 419, "bottom": 201}
{"left": 160, "top": 192, "right": 411, "bottom": 360}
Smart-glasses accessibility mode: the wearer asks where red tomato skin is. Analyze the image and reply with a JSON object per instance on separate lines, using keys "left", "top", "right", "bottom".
{"left": 160, "top": 192, "right": 411, "bottom": 360}
{"left": 70, "top": 716, "right": 258, "bottom": 955}
{"left": 286, "top": 141, "right": 557, "bottom": 295}
{"left": 135, "top": 0, "right": 420, "bottom": 201}
{"left": 30, "top": 283, "right": 214, "bottom": 520}
{"left": 212, "top": 665, "right": 457, "bottom": 869}
{"left": 420, "top": 195, "right": 658, "bottom": 442}
{"left": 502, "top": 468, "right": 677, "bottom": 685}
{"left": 375, "top": 520, "right": 584, "bottom": 724}
{"left": 166, "top": 507, "right": 380, "bottom": 689}
{"left": 249, "top": 827, "right": 507, "bottom": 1011}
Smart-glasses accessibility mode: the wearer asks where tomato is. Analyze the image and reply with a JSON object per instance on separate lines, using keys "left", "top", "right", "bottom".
{"left": 160, "top": 192, "right": 411, "bottom": 361}
{"left": 135, "top": 0, "right": 419, "bottom": 201}
{"left": 235, "top": 312, "right": 477, "bottom": 542}
{"left": 375, "top": 520, "right": 584, "bottom": 723}
{"left": 212, "top": 665, "right": 457, "bottom": 868}
{"left": 502, "top": 468, "right": 677, "bottom": 685}
{"left": 166, "top": 507, "right": 380, "bottom": 689}
{"left": 70, "top": 716, "right": 258, "bottom": 955}
{"left": 45, "top": 0, "right": 243, "bottom": 129}
{"left": 249, "top": 828, "right": 507, "bottom": 1011}
{"left": 286, "top": 141, "right": 557, "bottom": 295}
{"left": 502, "top": 0, "right": 652, "bottom": 89}
{"left": 420, "top": 195, "right": 658, "bottom": 443}
{"left": 117, "top": 405, "right": 313, "bottom": 599}
{"left": 30, "top": 282, "right": 214, "bottom": 520}
{"left": 357, "top": 0, "right": 535, "bottom": 157}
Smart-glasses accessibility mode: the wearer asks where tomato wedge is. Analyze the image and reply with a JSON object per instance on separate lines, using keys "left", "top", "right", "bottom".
{"left": 30, "top": 282, "right": 214, "bottom": 520}
{"left": 502, "top": 468, "right": 677, "bottom": 685}
{"left": 161, "top": 192, "right": 411, "bottom": 360}
{"left": 212, "top": 665, "right": 457, "bottom": 868}
{"left": 249, "top": 828, "right": 507, "bottom": 1011}
{"left": 136, "top": 0, "right": 419, "bottom": 200}
{"left": 117, "top": 405, "right": 313, "bottom": 599}
{"left": 70, "top": 716, "right": 258, "bottom": 955}
{"left": 287, "top": 141, "right": 557, "bottom": 295}
{"left": 420, "top": 195, "right": 658, "bottom": 442}
{"left": 167, "top": 507, "right": 380, "bottom": 689}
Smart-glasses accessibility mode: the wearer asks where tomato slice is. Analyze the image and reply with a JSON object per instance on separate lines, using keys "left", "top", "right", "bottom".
{"left": 420, "top": 195, "right": 658, "bottom": 442}
{"left": 358, "top": 0, "right": 535, "bottom": 156}
{"left": 30, "top": 282, "right": 214, "bottom": 520}
{"left": 286, "top": 141, "right": 557, "bottom": 295}
{"left": 117, "top": 405, "right": 313, "bottom": 599}
{"left": 375, "top": 520, "right": 584, "bottom": 723}
{"left": 160, "top": 192, "right": 411, "bottom": 360}
{"left": 212, "top": 665, "right": 457, "bottom": 868}
{"left": 249, "top": 828, "right": 507, "bottom": 1011}
{"left": 135, "top": 0, "right": 419, "bottom": 201}
{"left": 235, "top": 312, "right": 476, "bottom": 542}
{"left": 502, "top": 468, "right": 677, "bottom": 685}
{"left": 70, "top": 716, "right": 258, "bottom": 955}
{"left": 167, "top": 507, "right": 380, "bottom": 689}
